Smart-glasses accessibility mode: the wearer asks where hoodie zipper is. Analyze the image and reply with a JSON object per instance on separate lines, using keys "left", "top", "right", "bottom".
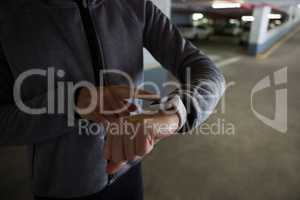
{"left": 75, "top": 0, "right": 112, "bottom": 184}
{"left": 75, "top": 0, "right": 105, "bottom": 86}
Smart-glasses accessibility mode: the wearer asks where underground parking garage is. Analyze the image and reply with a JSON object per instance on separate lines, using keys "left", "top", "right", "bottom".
{"left": 0, "top": 0, "right": 300, "bottom": 200}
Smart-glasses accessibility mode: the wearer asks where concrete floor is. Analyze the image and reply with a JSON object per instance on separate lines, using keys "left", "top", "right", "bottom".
{"left": 0, "top": 33, "right": 300, "bottom": 199}
{"left": 143, "top": 33, "right": 300, "bottom": 199}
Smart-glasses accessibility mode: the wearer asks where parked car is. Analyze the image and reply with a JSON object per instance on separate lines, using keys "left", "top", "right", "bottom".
{"left": 197, "top": 25, "right": 214, "bottom": 40}
{"left": 223, "top": 24, "right": 243, "bottom": 36}
{"left": 178, "top": 24, "right": 214, "bottom": 40}
{"left": 239, "top": 24, "right": 251, "bottom": 46}
{"left": 239, "top": 31, "right": 250, "bottom": 46}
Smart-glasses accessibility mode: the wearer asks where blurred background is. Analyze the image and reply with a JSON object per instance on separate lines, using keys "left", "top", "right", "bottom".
{"left": 1, "top": 0, "right": 300, "bottom": 200}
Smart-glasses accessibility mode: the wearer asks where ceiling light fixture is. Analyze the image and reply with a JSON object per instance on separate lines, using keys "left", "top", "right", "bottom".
{"left": 192, "top": 13, "right": 204, "bottom": 21}
{"left": 212, "top": 1, "right": 241, "bottom": 9}
{"left": 241, "top": 16, "right": 255, "bottom": 22}
{"left": 241, "top": 14, "right": 282, "bottom": 22}
{"left": 268, "top": 14, "right": 282, "bottom": 19}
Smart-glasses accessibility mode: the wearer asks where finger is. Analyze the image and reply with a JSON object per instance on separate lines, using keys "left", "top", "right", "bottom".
{"left": 106, "top": 89, "right": 131, "bottom": 117}
{"left": 147, "top": 133, "right": 155, "bottom": 147}
{"left": 123, "top": 132, "right": 136, "bottom": 161}
{"left": 106, "top": 161, "right": 126, "bottom": 175}
{"left": 154, "top": 126, "right": 175, "bottom": 141}
{"left": 111, "top": 134, "right": 126, "bottom": 163}
{"left": 135, "top": 125, "right": 154, "bottom": 157}
{"left": 104, "top": 132, "right": 113, "bottom": 160}
{"left": 145, "top": 127, "right": 155, "bottom": 154}
{"left": 98, "top": 87, "right": 127, "bottom": 118}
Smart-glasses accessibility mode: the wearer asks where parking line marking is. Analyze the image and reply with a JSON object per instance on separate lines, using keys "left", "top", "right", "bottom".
{"left": 208, "top": 54, "right": 222, "bottom": 62}
{"left": 216, "top": 56, "right": 241, "bottom": 67}
{"left": 256, "top": 25, "right": 300, "bottom": 60}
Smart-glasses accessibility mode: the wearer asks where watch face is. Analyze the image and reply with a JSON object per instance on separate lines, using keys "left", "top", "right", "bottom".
{"left": 142, "top": 103, "right": 162, "bottom": 115}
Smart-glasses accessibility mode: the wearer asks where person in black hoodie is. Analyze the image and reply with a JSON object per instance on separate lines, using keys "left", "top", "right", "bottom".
{"left": 0, "top": 0, "right": 225, "bottom": 199}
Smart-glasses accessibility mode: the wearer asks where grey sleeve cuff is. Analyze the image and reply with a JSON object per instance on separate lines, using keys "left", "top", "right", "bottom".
{"left": 144, "top": 95, "right": 187, "bottom": 130}
{"left": 164, "top": 95, "right": 187, "bottom": 130}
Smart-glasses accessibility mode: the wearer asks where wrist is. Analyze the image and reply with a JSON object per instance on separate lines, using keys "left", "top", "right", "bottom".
{"left": 152, "top": 112, "right": 180, "bottom": 132}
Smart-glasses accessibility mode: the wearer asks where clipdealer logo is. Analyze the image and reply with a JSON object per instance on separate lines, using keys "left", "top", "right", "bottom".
{"left": 12, "top": 67, "right": 197, "bottom": 128}
{"left": 251, "top": 67, "right": 288, "bottom": 133}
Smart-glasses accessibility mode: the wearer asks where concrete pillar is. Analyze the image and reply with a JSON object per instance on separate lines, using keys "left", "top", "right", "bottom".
{"left": 288, "top": 5, "right": 300, "bottom": 23}
{"left": 296, "top": 6, "right": 300, "bottom": 20}
{"left": 249, "top": 6, "right": 271, "bottom": 55}
{"left": 288, "top": 6, "right": 296, "bottom": 22}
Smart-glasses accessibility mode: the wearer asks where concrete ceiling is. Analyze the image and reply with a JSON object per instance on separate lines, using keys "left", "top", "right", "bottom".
{"left": 173, "top": 0, "right": 300, "bottom": 6}
{"left": 172, "top": 0, "right": 293, "bottom": 19}
{"left": 247, "top": 0, "right": 300, "bottom": 6}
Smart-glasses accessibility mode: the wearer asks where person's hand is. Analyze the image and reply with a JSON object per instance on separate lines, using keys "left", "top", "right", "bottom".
{"left": 104, "top": 111, "right": 180, "bottom": 174}
{"left": 76, "top": 85, "right": 160, "bottom": 123}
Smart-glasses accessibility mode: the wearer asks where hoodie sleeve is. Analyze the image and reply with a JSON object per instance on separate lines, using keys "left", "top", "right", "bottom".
{"left": 143, "top": 0, "right": 226, "bottom": 132}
